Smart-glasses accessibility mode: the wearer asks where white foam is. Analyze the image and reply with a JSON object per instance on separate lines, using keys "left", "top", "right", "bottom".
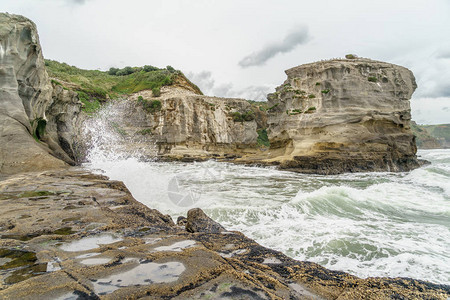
{"left": 81, "top": 103, "right": 450, "bottom": 285}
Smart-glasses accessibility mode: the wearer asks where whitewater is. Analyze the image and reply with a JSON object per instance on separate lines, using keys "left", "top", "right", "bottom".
{"left": 82, "top": 104, "right": 449, "bottom": 285}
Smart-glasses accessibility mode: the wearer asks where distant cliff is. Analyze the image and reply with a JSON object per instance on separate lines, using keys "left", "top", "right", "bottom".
{"left": 411, "top": 122, "right": 450, "bottom": 149}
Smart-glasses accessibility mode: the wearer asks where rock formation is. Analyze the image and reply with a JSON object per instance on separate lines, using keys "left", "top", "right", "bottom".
{"left": 90, "top": 87, "right": 259, "bottom": 161}
{"left": 264, "top": 58, "right": 420, "bottom": 174}
{"left": 0, "top": 13, "right": 81, "bottom": 174}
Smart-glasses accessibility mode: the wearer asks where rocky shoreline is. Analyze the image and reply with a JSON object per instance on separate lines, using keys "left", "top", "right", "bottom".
{"left": 1, "top": 12, "right": 448, "bottom": 299}
{"left": 1, "top": 169, "right": 449, "bottom": 299}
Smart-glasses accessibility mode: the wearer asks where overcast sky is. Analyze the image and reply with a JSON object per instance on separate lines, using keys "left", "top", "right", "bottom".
{"left": 3, "top": 0, "right": 450, "bottom": 124}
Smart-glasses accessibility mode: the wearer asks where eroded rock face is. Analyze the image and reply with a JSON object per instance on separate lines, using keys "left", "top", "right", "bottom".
{"left": 0, "top": 13, "right": 81, "bottom": 174}
{"left": 265, "top": 58, "right": 420, "bottom": 174}
{"left": 96, "top": 87, "right": 259, "bottom": 160}
{"left": 45, "top": 83, "right": 82, "bottom": 163}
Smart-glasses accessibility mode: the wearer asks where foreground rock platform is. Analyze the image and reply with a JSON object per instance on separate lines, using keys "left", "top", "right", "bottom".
{"left": 0, "top": 169, "right": 448, "bottom": 299}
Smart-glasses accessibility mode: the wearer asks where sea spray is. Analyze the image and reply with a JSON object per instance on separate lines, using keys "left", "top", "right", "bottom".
{"left": 81, "top": 99, "right": 157, "bottom": 163}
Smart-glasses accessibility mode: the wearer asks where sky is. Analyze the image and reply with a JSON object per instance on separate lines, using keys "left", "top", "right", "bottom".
{"left": 2, "top": 0, "right": 450, "bottom": 124}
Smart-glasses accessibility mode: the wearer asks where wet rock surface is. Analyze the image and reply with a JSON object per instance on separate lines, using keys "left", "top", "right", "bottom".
{"left": 0, "top": 170, "right": 448, "bottom": 299}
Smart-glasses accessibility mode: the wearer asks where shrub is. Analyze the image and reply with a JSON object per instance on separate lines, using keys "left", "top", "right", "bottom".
{"left": 368, "top": 76, "right": 378, "bottom": 82}
{"left": 321, "top": 89, "right": 330, "bottom": 94}
{"left": 345, "top": 54, "right": 357, "bottom": 59}
{"left": 257, "top": 129, "right": 270, "bottom": 147}
{"left": 305, "top": 106, "right": 316, "bottom": 113}
{"left": 231, "top": 111, "right": 255, "bottom": 122}
{"left": 116, "top": 66, "right": 135, "bottom": 76}
{"left": 137, "top": 95, "right": 144, "bottom": 103}
{"left": 108, "top": 67, "right": 119, "bottom": 75}
{"left": 166, "top": 65, "right": 176, "bottom": 73}
{"left": 143, "top": 99, "right": 162, "bottom": 113}
{"left": 152, "top": 87, "right": 161, "bottom": 97}
{"left": 143, "top": 65, "right": 159, "bottom": 72}
{"left": 308, "top": 94, "right": 315, "bottom": 98}
{"left": 315, "top": 82, "right": 321, "bottom": 86}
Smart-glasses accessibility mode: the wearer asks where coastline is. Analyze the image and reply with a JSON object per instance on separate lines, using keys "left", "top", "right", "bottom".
{"left": 0, "top": 168, "right": 448, "bottom": 299}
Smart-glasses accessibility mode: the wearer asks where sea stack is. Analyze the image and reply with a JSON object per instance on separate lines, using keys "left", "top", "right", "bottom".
{"left": 266, "top": 58, "right": 420, "bottom": 174}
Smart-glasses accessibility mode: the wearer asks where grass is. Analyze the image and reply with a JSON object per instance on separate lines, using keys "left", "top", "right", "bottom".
{"left": 143, "top": 99, "right": 162, "bottom": 113}
{"left": 368, "top": 76, "right": 378, "bottom": 82}
{"left": 321, "top": 89, "right": 330, "bottom": 94}
{"left": 45, "top": 59, "right": 200, "bottom": 112}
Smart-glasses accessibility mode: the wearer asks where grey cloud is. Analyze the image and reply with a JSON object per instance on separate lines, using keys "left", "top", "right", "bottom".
{"left": 67, "top": 0, "right": 87, "bottom": 4}
{"left": 186, "top": 71, "right": 273, "bottom": 101}
{"left": 239, "top": 26, "right": 310, "bottom": 68}
{"left": 213, "top": 84, "right": 273, "bottom": 101}
{"left": 187, "top": 71, "right": 215, "bottom": 93}
{"left": 428, "top": 82, "right": 450, "bottom": 98}
{"left": 442, "top": 107, "right": 449, "bottom": 112}
{"left": 437, "top": 49, "right": 450, "bottom": 59}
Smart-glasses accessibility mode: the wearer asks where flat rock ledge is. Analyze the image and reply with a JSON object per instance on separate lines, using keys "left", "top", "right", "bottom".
{"left": 0, "top": 170, "right": 448, "bottom": 299}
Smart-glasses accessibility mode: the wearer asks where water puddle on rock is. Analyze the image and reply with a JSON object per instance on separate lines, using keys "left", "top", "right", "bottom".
{"left": 47, "top": 259, "right": 62, "bottom": 272}
{"left": 92, "top": 261, "right": 185, "bottom": 295}
{"left": 263, "top": 257, "right": 282, "bottom": 264}
{"left": 153, "top": 240, "right": 196, "bottom": 252}
{"left": 81, "top": 258, "right": 111, "bottom": 266}
{"left": 75, "top": 253, "right": 99, "bottom": 259}
{"left": 59, "top": 234, "right": 122, "bottom": 252}
{"left": 219, "top": 249, "right": 247, "bottom": 258}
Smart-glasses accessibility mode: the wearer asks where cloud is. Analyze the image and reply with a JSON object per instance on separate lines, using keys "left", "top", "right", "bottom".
{"left": 187, "top": 71, "right": 215, "bottom": 92}
{"left": 187, "top": 71, "right": 274, "bottom": 101}
{"left": 238, "top": 26, "right": 310, "bottom": 68}
{"left": 437, "top": 49, "right": 450, "bottom": 59}
{"left": 67, "top": 0, "right": 87, "bottom": 4}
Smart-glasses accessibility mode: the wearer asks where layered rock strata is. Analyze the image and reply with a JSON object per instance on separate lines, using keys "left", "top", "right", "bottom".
{"left": 264, "top": 58, "right": 421, "bottom": 174}
{"left": 92, "top": 87, "right": 260, "bottom": 161}
{"left": 0, "top": 13, "right": 81, "bottom": 174}
{"left": 0, "top": 170, "right": 448, "bottom": 299}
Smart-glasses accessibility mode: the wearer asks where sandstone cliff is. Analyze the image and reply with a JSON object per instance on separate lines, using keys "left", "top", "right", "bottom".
{"left": 85, "top": 86, "right": 260, "bottom": 161}
{"left": 0, "top": 13, "right": 81, "bottom": 174}
{"left": 262, "top": 58, "right": 420, "bottom": 174}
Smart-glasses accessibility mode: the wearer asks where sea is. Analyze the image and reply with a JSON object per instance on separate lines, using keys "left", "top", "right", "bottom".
{"left": 83, "top": 104, "right": 449, "bottom": 285}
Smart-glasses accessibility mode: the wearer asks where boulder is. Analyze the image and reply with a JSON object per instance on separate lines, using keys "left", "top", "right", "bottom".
{"left": 185, "top": 208, "right": 226, "bottom": 233}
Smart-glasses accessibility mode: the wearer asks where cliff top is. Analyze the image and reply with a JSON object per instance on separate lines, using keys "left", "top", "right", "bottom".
{"left": 285, "top": 57, "right": 413, "bottom": 76}
{"left": 45, "top": 59, "right": 202, "bottom": 112}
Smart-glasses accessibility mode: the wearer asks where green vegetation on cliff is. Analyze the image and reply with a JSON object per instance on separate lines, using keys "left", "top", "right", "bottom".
{"left": 411, "top": 121, "right": 450, "bottom": 149}
{"left": 45, "top": 60, "right": 202, "bottom": 112}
